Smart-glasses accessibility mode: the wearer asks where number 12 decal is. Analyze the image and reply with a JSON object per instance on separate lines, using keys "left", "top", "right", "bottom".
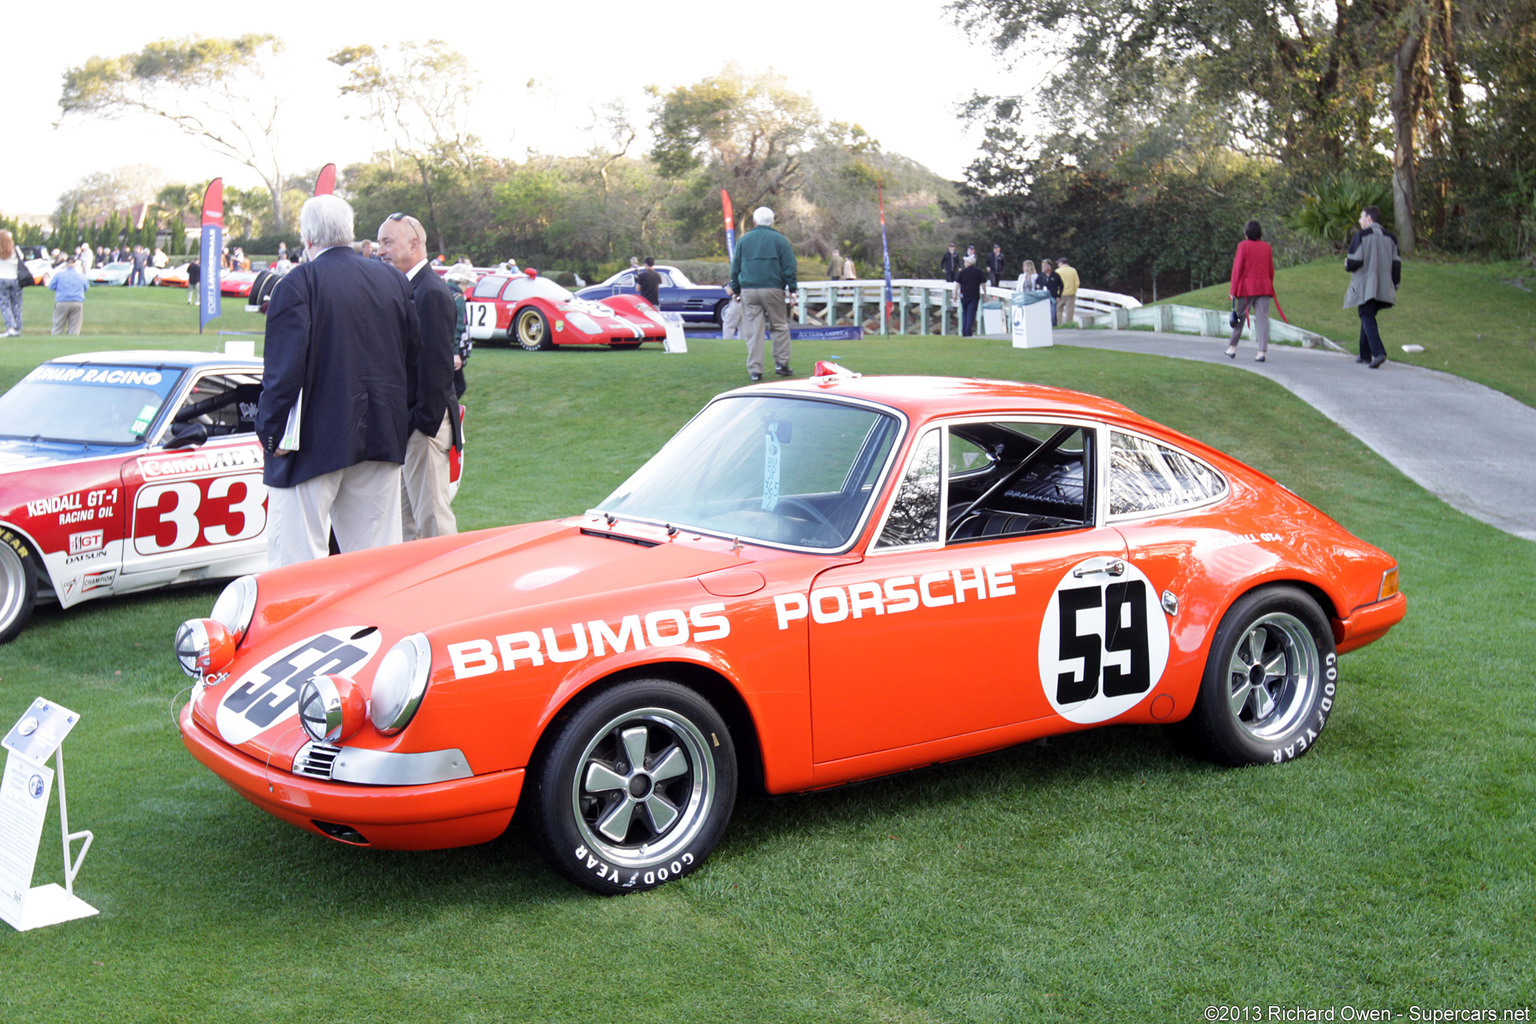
{"left": 1038, "top": 559, "right": 1170, "bottom": 724}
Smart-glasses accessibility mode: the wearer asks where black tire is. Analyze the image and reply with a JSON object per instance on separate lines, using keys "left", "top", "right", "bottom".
{"left": 514, "top": 307, "right": 552, "bottom": 351}
{"left": 713, "top": 299, "right": 729, "bottom": 326}
{"left": 0, "top": 526, "right": 39, "bottom": 645}
{"left": 1168, "top": 585, "right": 1337, "bottom": 767}
{"left": 528, "top": 679, "right": 737, "bottom": 894}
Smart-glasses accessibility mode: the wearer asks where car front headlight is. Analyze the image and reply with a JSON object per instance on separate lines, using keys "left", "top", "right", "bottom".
{"left": 369, "top": 633, "right": 433, "bottom": 735}
{"left": 210, "top": 575, "right": 258, "bottom": 642}
{"left": 174, "top": 618, "right": 236, "bottom": 679}
{"left": 298, "top": 675, "right": 368, "bottom": 744}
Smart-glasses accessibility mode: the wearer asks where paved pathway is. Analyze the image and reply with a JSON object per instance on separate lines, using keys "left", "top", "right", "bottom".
{"left": 1033, "top": 329, "right": 1536, "bottom": 542}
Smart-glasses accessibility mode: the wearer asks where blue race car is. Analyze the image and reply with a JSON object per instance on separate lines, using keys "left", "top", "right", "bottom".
{"left": 575, "top": 265, "right": 731, "bottom": 325}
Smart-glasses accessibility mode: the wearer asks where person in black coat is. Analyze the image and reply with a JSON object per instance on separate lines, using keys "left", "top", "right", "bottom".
{"left": 378, "top": 212, "right": 462, "bottom": 540}
{"left": 957, "top": 255, "right": 986, "bottom": 336}
{"left": 256, "top": 194, "right": 421, "bottom": 568}
{"left": 940, "top": 242, "right": 962, "bottom": 283}
{"left": 986, "top": 243, "right": 1005, "bottom": 287}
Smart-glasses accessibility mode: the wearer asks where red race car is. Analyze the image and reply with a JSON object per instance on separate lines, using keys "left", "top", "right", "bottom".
{"left": 0, "top": 351, "right": 462, "bottom": 643}
{"left": 175, "top": 366, "right": 1405, "bottom": 893}
{"left": 464, "top": 269, "right": 668, "bottom": 350}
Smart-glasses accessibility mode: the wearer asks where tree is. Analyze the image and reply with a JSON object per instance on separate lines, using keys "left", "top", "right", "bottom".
{"left": 648, "top": 65, "right": 821, "bottom": 244}
{"left": 329, "top": 40, "right": 485, "bottom": 255}
{"left": 58, "top": 35, "right": 293, "bottom": 234}
{"left": 946, "top": 0, "right": 1497, "bottom": 254}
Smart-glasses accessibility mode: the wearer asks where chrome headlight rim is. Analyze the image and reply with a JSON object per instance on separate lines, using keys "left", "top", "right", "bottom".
{"left": 210, "top": 575, "right": 258, "bottom": 641}
{"left": 174, "top": 618, "right": 212, "bottom": 678}
{"left": 369, "top": 633, "right": 433, "bottom": 735}
{"left": 298, "top": 674, "right": 367, "bottom": 744}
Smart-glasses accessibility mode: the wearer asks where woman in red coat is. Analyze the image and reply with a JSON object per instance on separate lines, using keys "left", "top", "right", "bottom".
{"left": 1226, "top": 220, "right": 1276, "bottom": 362}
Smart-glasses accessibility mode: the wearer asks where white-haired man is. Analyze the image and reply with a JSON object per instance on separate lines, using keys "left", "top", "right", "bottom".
{"left": 378, "top": 211, "right": 461, "bottom": 540}
{"left": 255, "top": 194, "right": 422, "bottom": 568}
{"left": 728, "top": 206, "right": 799, "bottom": 381}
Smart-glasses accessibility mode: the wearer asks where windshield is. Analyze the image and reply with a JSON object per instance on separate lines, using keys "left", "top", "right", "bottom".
{"left": 0, "top": 363, "right": 184, "bottom": 445}
{"left": 596, "top": 394, "right": 900, "bottom": 550}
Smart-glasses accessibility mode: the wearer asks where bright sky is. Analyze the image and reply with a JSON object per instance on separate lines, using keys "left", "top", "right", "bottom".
{"left": 5, "top": 1, "right": 1030, "bottom": 222}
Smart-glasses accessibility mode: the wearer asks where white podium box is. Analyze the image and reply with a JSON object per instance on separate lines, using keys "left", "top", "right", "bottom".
{"left": 1010, "top": 290, "right": 1054, "bottom": 348}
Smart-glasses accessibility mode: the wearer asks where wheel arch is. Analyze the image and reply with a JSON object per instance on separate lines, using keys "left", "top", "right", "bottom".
{"left": 526, "top": 659, "right": 767, "bottom": 801}
{"left": 0, "top": 520, "right": 55, "bottom": 595}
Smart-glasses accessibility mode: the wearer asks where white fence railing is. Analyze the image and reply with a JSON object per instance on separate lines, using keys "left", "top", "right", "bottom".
{"left": 794, "top": 278, "right": 1335, "bottom": 348}
{"left": 795, "top": 279, "right": 1142, "bottom": 335}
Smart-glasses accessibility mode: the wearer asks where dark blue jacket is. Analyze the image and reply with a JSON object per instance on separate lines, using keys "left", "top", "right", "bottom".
{"left": 256, "top": 246, "right": 421, "bottom": 488}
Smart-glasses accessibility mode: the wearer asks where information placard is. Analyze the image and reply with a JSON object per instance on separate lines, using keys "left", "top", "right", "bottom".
{"left": 0, "top": 752, "right": 52, "bottom": 929}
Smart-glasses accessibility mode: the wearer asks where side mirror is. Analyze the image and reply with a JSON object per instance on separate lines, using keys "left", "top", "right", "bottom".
{"left": 165, "top": 422, "right": 209, "bottom": 450}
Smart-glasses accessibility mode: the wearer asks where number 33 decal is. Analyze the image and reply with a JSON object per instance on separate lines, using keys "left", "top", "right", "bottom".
{"left": 1038, "top": 559, "right": 1171, "bottom": 724}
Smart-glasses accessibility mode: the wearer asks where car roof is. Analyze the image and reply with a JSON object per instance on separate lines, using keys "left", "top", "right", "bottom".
{"left": 45, "top": 350, "right": 263, "bottom": 372}
{"left": 736, "top": 374, "right": 1238, "bottom": 468}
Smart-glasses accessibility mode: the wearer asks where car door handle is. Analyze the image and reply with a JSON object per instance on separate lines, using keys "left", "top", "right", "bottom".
{"left": 1073, "top": 559, "right": 1126, "bottom": 578}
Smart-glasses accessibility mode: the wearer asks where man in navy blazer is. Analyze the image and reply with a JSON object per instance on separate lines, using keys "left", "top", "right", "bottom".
{"left": 378, "top": 212, "right": 462, "bottom": 540}
{"left": 256, "top": 194, "right": 421, "bottom": 568}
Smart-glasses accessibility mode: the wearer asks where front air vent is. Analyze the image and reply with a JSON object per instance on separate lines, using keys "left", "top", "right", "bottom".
{"left": 293, "top": 741, "right": 341, "bottom": 780}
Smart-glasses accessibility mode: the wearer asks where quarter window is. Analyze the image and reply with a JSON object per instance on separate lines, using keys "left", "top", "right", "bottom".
{"left": 1108, "top": 431, "right": 1227, "bottom": 516}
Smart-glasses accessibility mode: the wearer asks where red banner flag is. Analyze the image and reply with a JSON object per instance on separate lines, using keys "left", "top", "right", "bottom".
{"left": 313, "top": 163, "right": 337, "bottom": 196}
{"left": 721, "top": 190, "right": 736, "bottom": 260}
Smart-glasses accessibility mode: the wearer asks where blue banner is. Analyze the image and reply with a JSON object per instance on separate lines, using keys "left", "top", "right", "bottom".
{"left": 199, "top": 225, "right": 222, "bottom": 333}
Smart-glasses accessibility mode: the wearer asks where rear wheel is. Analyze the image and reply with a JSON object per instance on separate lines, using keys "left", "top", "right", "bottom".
{"left": 1169, "top": 585, "right": 1337, "bottom": 766}
{"left": 0, "top": 527, "right": 39, "bottom": 644}
{"left": 713, "top": 299, "right": 729, "bottom": 325}
{"left": 529, "top": 679, "right": 737, "bottom": 894}
{"left": 514, "top": 307, "right": 552, "bottom": 351}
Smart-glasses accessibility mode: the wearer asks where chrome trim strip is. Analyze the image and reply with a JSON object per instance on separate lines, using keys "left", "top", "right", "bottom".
{"left": 330, "top": 746, "right": 474, "bottom": 786}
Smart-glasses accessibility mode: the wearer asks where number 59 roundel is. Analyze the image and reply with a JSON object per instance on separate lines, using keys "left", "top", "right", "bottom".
{"left": 1039, "top": 559, "right": 1171, "bottom": 724}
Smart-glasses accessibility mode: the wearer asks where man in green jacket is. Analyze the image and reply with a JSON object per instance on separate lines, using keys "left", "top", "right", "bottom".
{"left": 729, "top": 206, "right": 799, "bottom": 381}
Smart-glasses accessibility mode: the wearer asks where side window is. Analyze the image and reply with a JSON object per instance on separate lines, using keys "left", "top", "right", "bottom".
{"left": 876, "top": 429, "right": 942, "bottom": 548}
{"left": 169, "top": 373, "right": 263, "bottom": 440}
{"left": 1108, "top": 430, "right": 1227, "bottom": 517}
{"left": 471, "top": 276, "right": 505, "bottom": 299}
{"left": 946, "top": 421, "right": 1091, "bottom": 542}
{"left": 615, "top": 273, "right": 636, "bottom": 288}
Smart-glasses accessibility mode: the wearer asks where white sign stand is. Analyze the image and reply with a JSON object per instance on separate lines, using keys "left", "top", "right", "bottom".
{"left": 1, "top": 698, "right": 96, "bottom": 932}
{"left": 660, "top": 313, "right": 688, "bottom": 354}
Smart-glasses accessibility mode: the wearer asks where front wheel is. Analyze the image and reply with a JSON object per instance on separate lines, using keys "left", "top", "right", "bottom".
{"left": 528, "top": 679, "right": 737, "bottom": 894}
{"left": 1168, "top": 585, "right": 1337, "bottom": 767}
{"left": 0, "top": 526, "right": 39, "bottom": 644}
{"left": 514, "top": 307, "right": 552, "bottom": 351}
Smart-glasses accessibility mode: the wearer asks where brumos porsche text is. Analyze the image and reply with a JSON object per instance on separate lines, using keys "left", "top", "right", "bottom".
{"left": 448, "top": 603, "right": 731, "bottom": 678}
{"left": 774, "top": 563, "right": 1016, "bottom": 629}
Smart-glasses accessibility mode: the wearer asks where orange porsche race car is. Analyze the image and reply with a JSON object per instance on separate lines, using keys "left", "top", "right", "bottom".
{"left": 175, "top": 367, "right": 1405, "bottom": 894}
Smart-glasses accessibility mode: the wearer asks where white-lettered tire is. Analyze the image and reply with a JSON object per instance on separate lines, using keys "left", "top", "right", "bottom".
{"left": 514, "top": 307, "right": 552, "bottom": 351}
{"left": 0, "top": 526, "right": 39, "bottom": 644}
{"left": 528, "top": 679, "right": 736, "bottom": 894}
{"left": 1169, "top": 585, "right": 1337, "bottom": 767}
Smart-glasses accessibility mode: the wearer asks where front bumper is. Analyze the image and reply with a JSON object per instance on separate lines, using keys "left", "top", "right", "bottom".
{"left": 179, "top": 702, "right": 524, "bottom": 850}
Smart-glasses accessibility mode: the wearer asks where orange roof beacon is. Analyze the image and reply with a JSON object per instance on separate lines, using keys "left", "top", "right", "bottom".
{"left": 176, "top": 369, "right": 1405, "bottom": 894}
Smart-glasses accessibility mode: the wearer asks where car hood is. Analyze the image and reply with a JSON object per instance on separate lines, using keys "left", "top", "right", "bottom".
{"left": 192, "top": 518, "right": 769, "bottom": 767}
{"left": 0, "top": 437, "right": 125, "bottom": 470}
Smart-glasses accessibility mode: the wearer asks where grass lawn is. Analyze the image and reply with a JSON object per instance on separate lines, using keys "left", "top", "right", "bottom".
{"left": 1168, "top": 258, "right": 1536, "bottom": 409}
{"left": 2, "top": 286, "right": 1532, "bottom": 1021}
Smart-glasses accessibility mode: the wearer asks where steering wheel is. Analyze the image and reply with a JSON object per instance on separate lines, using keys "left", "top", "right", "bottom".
{"left": 775, "top": 497, "right": 837, "bottom": 533}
